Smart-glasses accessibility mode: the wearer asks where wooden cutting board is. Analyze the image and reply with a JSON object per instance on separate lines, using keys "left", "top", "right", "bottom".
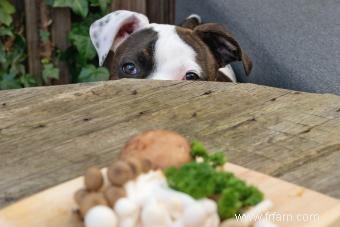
{"left": 0, "top": 163, "right": 339, "bottom": 227}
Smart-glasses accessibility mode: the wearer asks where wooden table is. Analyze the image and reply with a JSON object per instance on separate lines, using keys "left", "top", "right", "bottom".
{"left": 0, "top": 79, "right": 339, "bottom": 208}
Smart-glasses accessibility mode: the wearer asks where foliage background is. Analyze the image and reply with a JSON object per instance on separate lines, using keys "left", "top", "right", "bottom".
{"left": 0, "top": 0, "right": 111, "bottom": 90}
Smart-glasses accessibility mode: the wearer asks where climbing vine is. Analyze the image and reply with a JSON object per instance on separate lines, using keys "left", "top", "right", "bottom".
{"left": 0, "top": 0, "right": 37, "bottom": 89}
{"left": 0, "top": 0, "right": 111, "bottom": 90}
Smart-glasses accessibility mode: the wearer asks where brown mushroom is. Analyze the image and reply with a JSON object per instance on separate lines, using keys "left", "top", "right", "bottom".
{"left": 79, "top": 193, "right": 108, "bottom": 217}
{"left": 124, "top": 157, "right": 144, "bottom": 177}
{"left": 104, "top": 185, "right": 126, "bottom": 206}
{"left": 84, "top": 167, "right": 104, "bottom": 191}
{"left": 120, "top": 130, "right": 192, "bottom": 168}
{"left": 107, "top": 160, "right": 134, "bottom": 186}
{"left": 74, "top": 188, "right": 88, "bottom": 205}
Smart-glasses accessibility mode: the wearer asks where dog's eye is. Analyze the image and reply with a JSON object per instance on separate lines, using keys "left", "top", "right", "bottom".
{"left": 121, "top": 63, "right": 138, "bottom": 75}
{"left": 184, "top": 71, "right": 200, "bottom": 80}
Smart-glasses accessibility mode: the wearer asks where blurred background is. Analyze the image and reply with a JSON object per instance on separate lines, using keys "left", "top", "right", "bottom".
{"left": 0, "top": 0, "right": 339, "bottom": 95}
{"left": 0, "top": 0, "right": 175, "bottom": 89}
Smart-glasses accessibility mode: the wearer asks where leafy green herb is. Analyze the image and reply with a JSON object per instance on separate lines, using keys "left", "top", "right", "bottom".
{"left": 191, "top": 141, "right": 226, "bottom": 167}
{"left": 165, "top": 162, "right": 217, "bottom": 199}
{"left": 165, "top": 141, "right": 264, "bottom": 220}
{"left": 218, "top": 188, "right": 243, "bottom": 219}
{"left": 52, "top": 0, "right": 89, "bottom": 18}
{"left": 191, "top": 140, "right": 209, "bottom": 158}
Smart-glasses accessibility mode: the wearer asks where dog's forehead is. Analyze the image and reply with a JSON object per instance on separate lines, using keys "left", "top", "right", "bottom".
{"left": 146, "top": 24, "right": 202, "bottom": 80}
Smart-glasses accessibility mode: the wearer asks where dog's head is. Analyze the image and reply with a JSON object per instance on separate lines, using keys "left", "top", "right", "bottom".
{"left": 90, "top": 10, "right": 252, "bottom": 81}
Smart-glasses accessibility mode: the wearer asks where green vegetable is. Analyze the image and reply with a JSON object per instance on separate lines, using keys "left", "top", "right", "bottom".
{"left": 165, "top": 141, "right": 264, "bottom": 220}
{"left": 191, "top": 141, "right": 226, "bottom": 167}
{"left": 191, "top": 140, "right": 209, "bottom": 158}
{"left": 165, "top": 162, "right": 217, "bottom": 199}
{"left": 206, "top": 152, "right": 227, "bottom": 167}
{"left": 218, "top": 188, "right": 242, "bottom": 219}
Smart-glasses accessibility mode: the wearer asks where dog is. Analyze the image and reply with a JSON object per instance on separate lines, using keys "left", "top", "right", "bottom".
{"left": 89, "top": 10, "right": 252, "bottom": 82}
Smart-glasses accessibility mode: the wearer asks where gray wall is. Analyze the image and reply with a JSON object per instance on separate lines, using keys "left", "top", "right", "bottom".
{"left": 176, "top": 0, "right": 340, "bottom": 94}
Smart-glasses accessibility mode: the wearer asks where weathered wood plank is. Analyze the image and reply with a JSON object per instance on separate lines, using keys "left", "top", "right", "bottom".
{"left": 111, "top": 0, "right": 146, "bottom": 14}
{"left": 0, "top": 79, "right": 340, "bottom": 208}
{"left": 51, "top": 8, "right": 71, "bottom": 85}
{"left": 24, "top": 0, "right": 42, "bottom": 82}
{"left": 146, "top": 0, "right": 175, "bottom": 23}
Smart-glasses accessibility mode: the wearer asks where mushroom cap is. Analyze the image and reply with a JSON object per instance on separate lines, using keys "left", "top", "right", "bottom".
{"left": 84, "top": 167, "right": 104, "bottom": 191}
{"left": 120, "top": 130, "right": 192, "bottom": 169}
{"left": 141, "top": 199, "right": 172, "bottom": 227}
{"left": 84, "top": 205, "right": 117, "bottom": 227}
{"left": 114, "top": 197, "right": 139, "bottom": 218}
{"left": 181, "top": 202, "right": 208, "bottom": 227}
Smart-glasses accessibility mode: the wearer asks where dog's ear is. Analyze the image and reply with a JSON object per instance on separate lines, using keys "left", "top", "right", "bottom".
{"left": 193, "top": 23, "right": 252, "bottom": 76}
{"left": 90, "top": 10, "right": 149, "bottom": 66}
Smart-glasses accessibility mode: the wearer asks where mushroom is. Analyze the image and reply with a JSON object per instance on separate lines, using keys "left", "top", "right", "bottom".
{"left": 181, "top": 202, "right": 208, "bottom": 227}
{"left": 74, "top": 188, "right": 88, "bottom": 205}
{"left": 85, "top": 167, "right": 104, "bottom": 191}
{"left": 202, "top": 213, "right": 220, "bottom": 227}
{"left": 79, "top": 193, "right": 108, "bottom": 217}
{"left": 107, "top": 160, "right": 134, "bottom": 186}
{"left": 103, "top": 185, "right": 126, "bottom": 207}
{"left": 120, "top": 130, "right": 192, "bottom": 169}
{"left": 141, "top": 199, "right": 173, "bottom": 227}
{"left": 114, "top": 197, "right": 139, "bottom": 227}
{"left": 84, "top": 205, "right": 117, "bottom": 227}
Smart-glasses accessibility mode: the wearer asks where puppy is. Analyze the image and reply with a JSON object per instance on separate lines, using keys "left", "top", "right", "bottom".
{"left": 89, "top": 10, "right": 252, "bottom": 82}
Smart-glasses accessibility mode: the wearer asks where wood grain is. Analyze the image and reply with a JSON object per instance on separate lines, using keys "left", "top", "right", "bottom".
{"left": 51, "top": 8, "right": 71, "bottom": 85}
{"left": 0, "top": 164, "right": 339, "bottom": 227}
{"left": 0, "top": 79, "right": 340, "bottom": 208}
{"left": 24, "top": 0, "right": 42, "bottom": 82}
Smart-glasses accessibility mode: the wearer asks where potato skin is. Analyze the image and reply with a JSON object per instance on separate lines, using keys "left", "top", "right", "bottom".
{"left": 120, "top": 130, "right": 192, "bottom": 169}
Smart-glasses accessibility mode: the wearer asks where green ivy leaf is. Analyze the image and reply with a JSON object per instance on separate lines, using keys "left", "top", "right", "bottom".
{"left": 89, "top": 0, "right": 110, "bottom": 13}
{"left": 42, "top": 63, "right": 60, "bottom": 83}
{"left": 52, "top": 0, "right": 89, "bottom": 18}
{"left": 78, "top": 65, "right": 109, "bottom": 82}
{"left": 39, "top": 30, "right": 50, "bottom": 43}
{"left": 0, "top": 0, "right": 15, "bottom": 26}
{"left": 0, "top": 72, "right": 21, "bottom": 90}
{"left": 0, "top": 26, "right": 14, "bottom": 37}
{"left": 19, "top": 74, "right": 38, "bottom": 87}
{"left": 68, "top": 25, "right": 96, "bottom": 60}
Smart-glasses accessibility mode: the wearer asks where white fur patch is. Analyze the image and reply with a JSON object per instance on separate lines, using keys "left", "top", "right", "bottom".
{"left": 148, "top": 24, "right": 202, "bottom": 80}
{"left": 89, "top": 10, "right": 149, "bottom": 66}
{"left": 218, "top": 65, "right": 237, "bottom": 82}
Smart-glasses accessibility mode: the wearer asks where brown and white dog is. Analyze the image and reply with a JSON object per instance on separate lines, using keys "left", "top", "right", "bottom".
{"left": 89, "top": 10, "right": 252, "bottom": 82}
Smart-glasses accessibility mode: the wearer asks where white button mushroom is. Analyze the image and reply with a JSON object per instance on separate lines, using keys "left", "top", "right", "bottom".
{"left": 84, "top": 205, "right": 118, "bottom": 227}
{"left": 114, "top": 198, "right": 139, "bottom": 227}
{"left": 181, "top": 202, "right": 208, "bottom": 227}
{"left": 141, "top": 199, "right": 173, "bottom": 227}
{"left": 202, "top": 213, "right": 220, "bottom": 227}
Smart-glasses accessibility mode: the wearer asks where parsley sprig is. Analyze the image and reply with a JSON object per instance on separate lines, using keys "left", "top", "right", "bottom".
{"left": 165, "top": 141, "right": 263, "bottom": 219}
